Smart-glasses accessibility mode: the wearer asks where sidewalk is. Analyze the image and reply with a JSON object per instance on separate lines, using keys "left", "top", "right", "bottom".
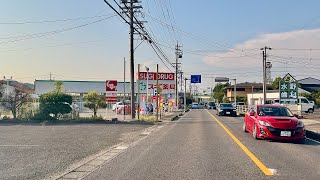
{"left": 301, "top": 111, "right": 320, "bottom": 141}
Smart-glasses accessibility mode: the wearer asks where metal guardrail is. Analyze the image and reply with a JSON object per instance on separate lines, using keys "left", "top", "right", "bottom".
{"left": 236, "top": 105, "right": 248, "bottom": 115}
{"left": 236, "top": 104, "right": 302, "bottom": 116}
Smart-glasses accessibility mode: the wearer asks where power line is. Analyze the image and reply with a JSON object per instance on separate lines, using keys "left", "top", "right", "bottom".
{"left": 0, "top": 15, "right": 116, "bottom": 45}
{"left": 0, "top": 14, "right": 112, "bottom": 25}
{"left": 273, "top": 48, "right": 320, "bottom": 51}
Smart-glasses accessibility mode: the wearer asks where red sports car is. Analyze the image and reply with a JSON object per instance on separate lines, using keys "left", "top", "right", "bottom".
{"left": 243, "top": 104, "right": 306, "bottom": 142}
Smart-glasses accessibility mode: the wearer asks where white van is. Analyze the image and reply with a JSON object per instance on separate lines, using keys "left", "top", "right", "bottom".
{"left": 272, "top": 96, "right": 314, "bottom": 113}
{"left": 298, "top": 96, "right": 315, "bottom": 113}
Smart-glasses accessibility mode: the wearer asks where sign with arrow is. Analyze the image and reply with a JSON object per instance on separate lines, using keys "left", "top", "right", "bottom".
{"left": 106, "top": 80, "right": 117, "bottom": 92}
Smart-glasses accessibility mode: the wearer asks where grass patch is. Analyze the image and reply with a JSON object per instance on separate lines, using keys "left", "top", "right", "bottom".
{"left": 137, "top": 115, "right": 157, "bottom": 122}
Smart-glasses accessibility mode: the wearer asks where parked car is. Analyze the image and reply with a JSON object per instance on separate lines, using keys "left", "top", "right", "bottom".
{"left": 243, "top": 104, "right": 305, "bottom": 142}
{"left": 273, "top": 96, "right": 314, "bottom": 113}
{"left": 216, "top": 103, "right": 237, "bottom": 116}
{"left": 191, "top": 103, "right": 203, "bottom": 109}
{"left": 298, "top": 97, "right": 315, "bottom": 113}
{"left": 116, "top": 105, "right": 131, "bottom": 114}
{"left": 112, "top": 101, "right": 130, "bottom": 111}
{"left": 207, "top": 101, "right": 216, "bottom": 109}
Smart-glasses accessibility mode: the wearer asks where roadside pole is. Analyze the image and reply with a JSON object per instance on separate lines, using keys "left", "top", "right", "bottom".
{"left": 137, "top": 64, "right": 140, "bottom": 120}
{"left": 234, "top": 79, "right": 237, "bottom": 106}
{"left": 123, "top": 57, "right": 126, "bottom": 120}
{"left": 156, "top": 64, "right": 159, "bottom": 121}
{"left": 146, "top": 66, "right": 149, "bottom": 107}
{"left": 184, "top": 78, "right": 187, "bottom": 112}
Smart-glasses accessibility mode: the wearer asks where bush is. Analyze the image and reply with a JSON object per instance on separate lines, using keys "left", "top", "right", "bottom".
{"left": 31, "top": 112, "right": 56, "bottom": 122}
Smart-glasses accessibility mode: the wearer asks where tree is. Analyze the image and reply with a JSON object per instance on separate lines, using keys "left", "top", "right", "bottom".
{"left": 39, "top": 92, "right": 72, "bottom": 119}
{"left": 83, "top": 91, "right": 106, "bottom": 117}
{"left": 1, "top": 88, "right": 30, "bottom": 119}
{"left": 54, "top": 81, "right": 64, "bottom": 92}
{"left": 213, "top": 83, "right": 229, "bottom": 102}
{"left": 272, "top": 77, "right": 282, "bottom": 90}
{"left": 236, "top": 96, "right": 247, "bottom": 104}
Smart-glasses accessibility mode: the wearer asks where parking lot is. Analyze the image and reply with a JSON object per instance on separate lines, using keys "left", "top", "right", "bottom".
{"left": 0, "top": 123, "right": 152, "bottom": 180}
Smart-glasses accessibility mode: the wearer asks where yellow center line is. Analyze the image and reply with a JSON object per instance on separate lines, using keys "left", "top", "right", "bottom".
{"left": 206, "top": 110, "right": 273, "bottom": 176}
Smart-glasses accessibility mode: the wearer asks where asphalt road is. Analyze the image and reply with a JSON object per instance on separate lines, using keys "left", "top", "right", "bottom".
{"left": 0, "top": 123, "right": 152, "bottom": 180}
{"left": 84, "top": 109, "right": 320, "bottom": 180}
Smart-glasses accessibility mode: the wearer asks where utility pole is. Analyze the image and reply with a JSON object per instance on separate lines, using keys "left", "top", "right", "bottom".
{"left": 121, "top": 0, "right": 143, "bottom": 119}
{"left": 174, "top": 43, "right": 183, "bottom": 108}
{"left": 260, "top": 46, "right": 271, "bottom": 104}
{"left": 123, "top": 57, "right": 126, "bottom": 120}
{"left": 180, "top": 71, "right": 183, "bottom": 92}
{"left": 184, "top": 78, "right": 189, "bottom": 113}
{"left": 156, "top": 64, "right": 159, "bottom": 121}
{"left": 129, "top": 0, "right": 135, "bottom": 118}
{"left": 50, "top": 72, "right": 52, "bottom": 81}
{"left": 145, "top": 66, "right": 149, "bottom": 105}
{"left": 137, "top": 64, "right": 140, "bottom": 120}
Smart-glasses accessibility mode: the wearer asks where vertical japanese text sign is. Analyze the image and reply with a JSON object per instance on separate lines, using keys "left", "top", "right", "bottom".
{"left": 279, "top": 73, "right": 298, "bottom": 104}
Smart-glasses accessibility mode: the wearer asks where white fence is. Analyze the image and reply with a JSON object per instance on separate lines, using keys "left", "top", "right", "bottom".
{"left": 236, "top": 104, "right": 302, "bottom": 116}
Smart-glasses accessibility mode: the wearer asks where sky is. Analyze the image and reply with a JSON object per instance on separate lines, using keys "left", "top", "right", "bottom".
{"left": 1, "top": 0, "right": 320, "bottom": 92}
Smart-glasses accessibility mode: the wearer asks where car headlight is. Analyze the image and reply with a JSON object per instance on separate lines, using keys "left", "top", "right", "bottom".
{"left": 297, "top": 121, "right": 304, "bottom": 128}
{"left": 233, "top": 109, "right": 237, "bottom": 111}
{"left": 258, "top": 120, "right": 272, "bottom": 127}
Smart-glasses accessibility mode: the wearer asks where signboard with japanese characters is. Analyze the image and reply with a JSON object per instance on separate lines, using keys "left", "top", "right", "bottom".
{"left": 138, "top": 72, "right": 175, "bottom": 94}
{"left": 279, "top": 73, "right": 298, "bottom": 104}
{"left": 106, "top": 80, "right": 118, "bottom": 103}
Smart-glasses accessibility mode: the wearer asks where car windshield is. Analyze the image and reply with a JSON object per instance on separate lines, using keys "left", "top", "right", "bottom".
{"left": 208, "top": 102, "right": 215, "bottom": 105}
{"left": 257, "top": 106, "right": 293, "bottom": 117}
{"left": 220, "top": 104, "right": 233, "bottom": 108}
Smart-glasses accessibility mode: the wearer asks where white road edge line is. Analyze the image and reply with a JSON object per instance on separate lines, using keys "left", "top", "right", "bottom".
{"left": 306, "top": 138, "right": 320, "bottom": 144}
{"left": 0, "top": 145, "right": 39, "bottom": 147}
{"left": 268, "top": 168, "right": 277, "bottom": 175}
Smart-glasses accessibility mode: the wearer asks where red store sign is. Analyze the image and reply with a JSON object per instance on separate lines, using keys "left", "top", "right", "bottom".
{"left": 139, "top": 72, "right": 175, "bottom": 80}
{"left": 106, "top": 80, "right": 117, "bottom": 91}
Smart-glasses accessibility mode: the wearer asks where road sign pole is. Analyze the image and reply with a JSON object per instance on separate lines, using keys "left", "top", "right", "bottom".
{"left": 184, "top": 78, "right": 187, "bottom": 112}
{"left": 156, "top": 64, "right": 159, "bottom": 121}
{"left": 137, "top": 64, "right": 140, "bottom": 120}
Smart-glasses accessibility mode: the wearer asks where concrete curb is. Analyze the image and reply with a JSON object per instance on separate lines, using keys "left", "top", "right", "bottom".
{"left": 306, "top": 130, "right": 320, "bottom": 142}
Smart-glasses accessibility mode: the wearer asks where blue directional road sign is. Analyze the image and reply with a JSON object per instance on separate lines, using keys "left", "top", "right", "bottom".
{"left": 191, "top": 75, "right": 201, "bottom": 83}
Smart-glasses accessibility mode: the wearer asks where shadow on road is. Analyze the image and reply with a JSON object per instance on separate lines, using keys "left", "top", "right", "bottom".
{"left": 0, "top": 119, "right": 155, "bottom": 126}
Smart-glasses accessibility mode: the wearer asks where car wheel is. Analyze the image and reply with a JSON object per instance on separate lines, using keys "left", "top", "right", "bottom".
{"left": 308, "top": 108, "right": 314, "bottom": 113}
{"left": 243, "top": 121, "right": 248, "bottom": 133}
{"left": 252, "top": 124, "right": 259, "bottom": 139}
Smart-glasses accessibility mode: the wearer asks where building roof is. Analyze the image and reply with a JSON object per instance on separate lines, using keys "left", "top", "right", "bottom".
{"left": 298, "top": 77, "right": 320, "bottom": 85}
{"left": 226, "top": 82, "right": 272, "bottom": 89}
{"left": 35, "top": 79, "right": 130, "bottom": 83}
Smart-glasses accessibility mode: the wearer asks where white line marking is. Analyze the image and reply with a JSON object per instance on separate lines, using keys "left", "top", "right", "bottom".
{"left": 115, "top": 145, "right": 129, "bottom": 150}
{"left": 306, "top": 138, "right": 320, "bottom": 144}
{"left": 0, "top": 145, "right": 39, "bottom": 147}
{"left": 140, "top": 131, "right": 151, "bottom": 135}
{"left": 268, "top": 168, "right": 277, "bottom": 175}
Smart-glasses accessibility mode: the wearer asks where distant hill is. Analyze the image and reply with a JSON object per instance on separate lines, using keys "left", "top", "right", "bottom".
{"left": 0, "top": 80, "right": 34, "bottom": 93}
